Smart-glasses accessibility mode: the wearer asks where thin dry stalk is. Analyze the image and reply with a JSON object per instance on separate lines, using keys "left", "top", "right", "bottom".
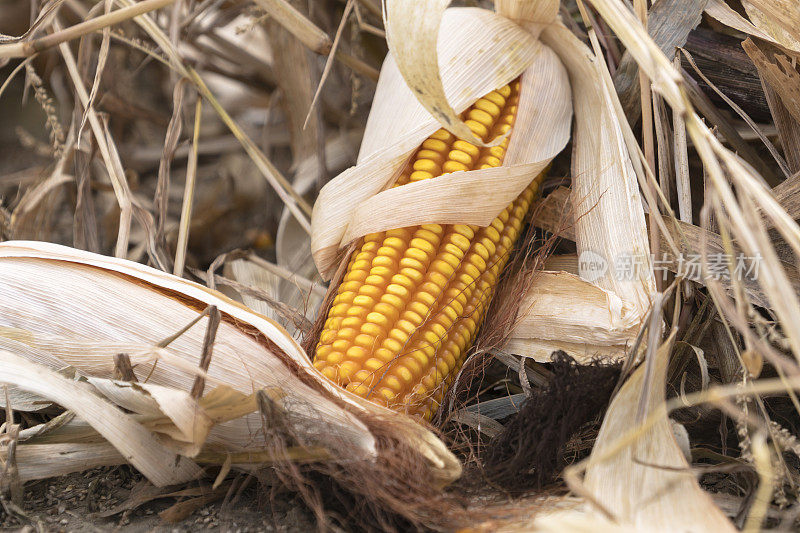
{"left": 173, "top": 98, "right": 202, "bottom": 276}
{"left": 0, "top": 0, "right": 178, "bottom": 59}
{"left": 252, "top": 0, "right": 332, "bottom": 54}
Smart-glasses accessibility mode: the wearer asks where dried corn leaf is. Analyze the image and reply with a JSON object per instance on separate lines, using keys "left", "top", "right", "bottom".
{"left": 705, "top": 0, "right": 800, "bottom": 53}
{"left": 383, "top": 2, "right": 537, "bottom": 147}
{"left": 0, "top": 387, "right": 52, "bottom": 412}
{"left": 0, "top": 240, "right": 460, "bottom": 483}
{"left": 0, "top": 350, "right": 202, "bottom": 487}
{"left": 505, "top": 272, "right": 641, "bottom": 363}
{"left": 741, "top": 0, "right": 800, "bottom": 52}
{"left": 582, "top": 342, "right": 735, "bottom": 531}
{"left": 742, "top": 39, "right": 800, "bottom": 124}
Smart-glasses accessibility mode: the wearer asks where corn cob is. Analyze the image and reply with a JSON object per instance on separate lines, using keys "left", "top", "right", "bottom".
{"left": 314, "top": 79, "right": 544, "bottom": 420}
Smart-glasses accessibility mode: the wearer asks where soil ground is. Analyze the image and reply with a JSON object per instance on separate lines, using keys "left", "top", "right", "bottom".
{"left": 1, "top": 468, "right": 313, "bottom": 532}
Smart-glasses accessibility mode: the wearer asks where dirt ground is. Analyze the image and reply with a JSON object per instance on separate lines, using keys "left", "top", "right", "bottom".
{"left": 0, "top": 468, "right": 315, "bottom": 532}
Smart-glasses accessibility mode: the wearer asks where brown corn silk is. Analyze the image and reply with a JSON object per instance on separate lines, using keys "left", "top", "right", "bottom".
{"left": 313, "top": 79, "right": 544, "bottom": 419}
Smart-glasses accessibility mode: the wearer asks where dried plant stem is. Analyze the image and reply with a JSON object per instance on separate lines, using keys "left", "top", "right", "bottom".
{"left": 113, "top": 353, "right": 137, "bottom": 382}
{"left": 190, "top": 306, "right": 221, "bottom": 399}
{"left": 304, "top": 0, "right": 354, "bottom": 129}
{"left": 252, "top": 0, "right": 332, "bottom": 54}
{"left": 174, "top": 98, "right": 202, "bottom": 277}
{"left": 0, "top": 0, "right": 177, "bottom": 59}
{"left": 635, "top": 0, "right": 655, "bottom": 174}
{"left": 743, "top": 433, "right": 773, "bottom": 532}
{"left": 634, "top": 0, "right": 661, "bottom": 291}
{"left": 334, "top": 50, "right": 380, "bottom": 81}
{"left": 57, "top": 26, "right": 133, "bottom": 258}
{"left": 0, "top": 57, "right": 34, "bottom": 102}
{"left": 672, "top": 55, "right": 691, "bottom": 223}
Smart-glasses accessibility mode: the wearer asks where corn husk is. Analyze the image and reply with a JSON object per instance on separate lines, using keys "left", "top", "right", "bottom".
{"left": 504, "top": 272, "right": 642, "bottom": 363}
{"left": 0, "top": 349, "right": 202, "bottom": 486}
{"left": 0, "top": 240, "right": 460, "bottom": 486}
{"left": 505, "top": 16, "right": 656, "bottom": 362}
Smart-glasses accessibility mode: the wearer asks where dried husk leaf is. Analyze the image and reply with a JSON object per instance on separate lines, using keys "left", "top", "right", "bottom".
{"left": 505, "top": 272, "right": 641, "bottom": 363}
{"left": 0, "top": 240, "right": 460, "bottom": 483}
{"left": 499, "top": 20, "right": 654, "bottom": 360}
{"left": 11, "top": 380, "right": 257, "bottom": 463}
{"left": 581, "top": 342, "right": 735, "bottom": 531}
{"left": 0, "top": 387, "right": 52, "bottom": 411}
{"left": 86, "top": 378, "right": 222, "bottom": 455}
{"left": 228, "top": 258, "right": 282, "bottom": 323}
{"left": 383, "top": 1, "right": 537, "bottom": 147}
{"left": 494, "top": 0, "right": 559, "bottom": 28}
{"left": 0, "top": 350, "right": 202, "bottom": 487}
{"left": 741, "top": 0, "right": 800, "bottom": 52}
{"left": 16, "top": 385, "right": 255, "bottom": 449}
{"left": 705, "top": 0, "right": 800, "bottom": 53}
{"left": 10, "top": 443, "right": 126, "bottom": 483}
{"left": 311, "top": 7, "right": 572, "bottom": 278}
{"left": 541, "top": 23, "right": 655, "bottom": 316}
{"left": 510, "top": 506, "right": 635, "bottom": 532}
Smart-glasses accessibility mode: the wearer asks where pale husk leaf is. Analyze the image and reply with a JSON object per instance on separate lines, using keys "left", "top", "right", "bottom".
{"left": 383, "top": 1, "right": 537, "bottom": 147}
{"left": 0, "top": 350, "right": 202, "bottom": 487}
{"left": 228, "top": 258, "right": 281, "bottom": 322}
{"left": 86, "top": 378, "right": 215, "bottom": 453}
{"left": 494, "top": 0, "right": 559, "bottom": 28}
{"left": 340, "top": 43, "right": 571, "bottom": 245}
{"left": 10, "top": 443, "right": 126, "bottom": 483}
{"left": 705, "top": 0, "right": 800, "bottom": 52}
{"left": 501, "top": 21, "right": 655, "bottom": 360}
{"left": 582, "top": 342, "right": 735, "bottom": 531}
{"left": 0, "top": 240, "right": 461, "bottom": 482}
{"left": 505, "top": 271, "right": 641, "bottom": 363}
{"left": 540, "top": 23, "right": 655, "bottom": 317}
